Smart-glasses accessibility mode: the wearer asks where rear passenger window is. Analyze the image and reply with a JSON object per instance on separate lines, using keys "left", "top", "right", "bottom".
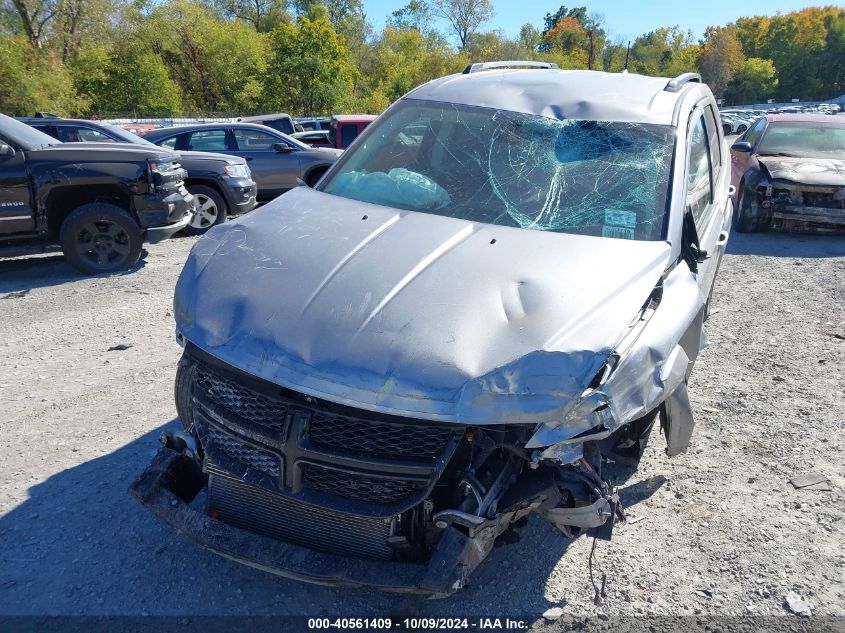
{"left": 187, "top": 130, "right": 228, "bottom": 151}
{"left": 686, "top": 114, "right": 713, "bottom": 226}
{"left": 232, "top": 128, "right": 279, "bottom": 151}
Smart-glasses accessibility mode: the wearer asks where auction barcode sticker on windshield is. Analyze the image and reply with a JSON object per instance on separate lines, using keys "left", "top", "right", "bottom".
{"left": 602, "top": 208, "right": 637, "bottom": 239}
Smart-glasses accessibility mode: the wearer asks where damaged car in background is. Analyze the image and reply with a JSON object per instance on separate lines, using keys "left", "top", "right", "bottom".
{"left": 131, "top": 63, "right": 733, "bottom": 596}
{"left": 730, "top": 114, "right": 845, "bottom": 233}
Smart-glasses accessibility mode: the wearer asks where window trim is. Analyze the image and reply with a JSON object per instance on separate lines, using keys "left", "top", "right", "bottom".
{"left": 180, "top": 127, "right": 233, "bottom": 152}
{"left": 703, "top": 105, "right": 722, "bottom": 178}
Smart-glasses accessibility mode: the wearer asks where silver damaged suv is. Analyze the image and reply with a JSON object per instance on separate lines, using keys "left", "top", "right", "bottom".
{"left": 132, "top": 62, "right": 733, "bottom": 596}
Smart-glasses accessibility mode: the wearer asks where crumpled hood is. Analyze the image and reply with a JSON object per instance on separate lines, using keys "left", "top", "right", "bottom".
{"left": 758, "top": 156, "right": 845, "bottom": 187}
{"left": 175, "top": 187, "right": 673, "bottom": 424}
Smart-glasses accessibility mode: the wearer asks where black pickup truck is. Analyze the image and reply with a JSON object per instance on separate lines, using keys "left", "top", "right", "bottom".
{"left": 20, "top": 117, "right": 258, "bottom": 235}
{"left": 0, "top": 113, "right": 196, "bottom": 273}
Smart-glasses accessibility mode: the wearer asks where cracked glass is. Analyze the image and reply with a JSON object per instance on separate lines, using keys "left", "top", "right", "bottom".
{"left": 321, "top": 99, "right": 675, "bottom": 241}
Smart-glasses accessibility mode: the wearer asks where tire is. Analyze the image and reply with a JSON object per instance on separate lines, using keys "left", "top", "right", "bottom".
{"left": 59, "top": 203, "right": 143, "bottom": 274}
{"left": 183, "top": 185, "right": 227, "bottom": 235}
{"left": 174, "top": 358, "right": 196, "bottom": 432}
{"left": 734, "top": 183, "right": 757, "bottom": 233}
{"left": 305, "top": 168, "right": 327, "bottom": 188}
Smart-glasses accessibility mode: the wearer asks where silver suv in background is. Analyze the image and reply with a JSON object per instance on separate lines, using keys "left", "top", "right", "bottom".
{"left": 132, "top": 63, "right": 733, "bottom": 596}
{"left": 143, "top": 123, "right": 342, "bottom": 201}
{"left": 20, "top": 117, "right": 257, "bottom": 235}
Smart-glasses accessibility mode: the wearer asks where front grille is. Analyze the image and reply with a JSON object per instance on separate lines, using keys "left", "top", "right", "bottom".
{"left": 195, "top": 364, "right": 288, "bottom": 433}
{"left": 204, "top": 423, "right": 280, "bottom": 478}
{"left": 187, "top": 350, "right": 463, "bottom": 559}
{"left": 302, "top": 464, "right": 424, "bottom": 503}
{"left": 209, "top": 472, "right": 394, "bottom": 560}
{"left": 309, "top": 412, "right": 456, "bottom": 460}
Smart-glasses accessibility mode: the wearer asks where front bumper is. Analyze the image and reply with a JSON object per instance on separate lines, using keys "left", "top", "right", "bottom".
{"left": 141, "top": 187, "right": 198, "bottom": 243}
{"left": 222, "top": 178, "right": 258, "bottom": 216}
{"left": 130, "top": 443, "right": 521, "bottom": 597}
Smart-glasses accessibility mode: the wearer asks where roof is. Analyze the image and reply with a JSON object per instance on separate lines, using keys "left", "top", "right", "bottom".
{"left": 765, "top": 114, "right": 844, "bottom": 124}
{"left": 143, "top": 121, "right": 283, "bottom": 139}
{"left": 240, "top": 113, "right": 292, "bottom": 122}
{"left": 332, "top": 115, "right": 377, "bottom": 122}
{"left": 405, "top": 69, "right": 691, "bottom": 125}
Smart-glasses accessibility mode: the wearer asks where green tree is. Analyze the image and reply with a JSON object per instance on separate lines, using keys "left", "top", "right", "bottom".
{"left": 0, "top": 35, "right": 86, "bottom": 114}
{"left": 726, "top": 57, "right": 777, "bottom": 104}
{"left": 387, "top": 0, "right": 433, "bottom": 36}
{"left": 140, "top": 1, "right": 268, "bottom": 113}
{"left": 433, "top": 0, "right": 493, "bottom": 50}
{"left": 266, "top": 14, "right": 353, "bottom": 115}
{"left": 518, "top": 23, "right": 541, "bottom": 53}
{"left": 628, "top": 27, "right": 697, "bottom": 76}
{"left": 214, "top": 0, "right": 288, "bottom": 32}
{"left": 697, "top": 26, "right": 745, "bottom": 98}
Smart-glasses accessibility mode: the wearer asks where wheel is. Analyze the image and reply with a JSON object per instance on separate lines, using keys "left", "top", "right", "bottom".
{"left": 183, "top": 185, "right": 227, "bottom": 235}
{"left": 59, "top": 203, "right": 142, "bottom": 274}
{"left": 174, "top": 358, "right": 196, "bottom": 432}
{"left": 734, "top": 183, "right": 757, "bottom": 233}
{"left": 305, "top": 168, "right": 327, "bottom": 188}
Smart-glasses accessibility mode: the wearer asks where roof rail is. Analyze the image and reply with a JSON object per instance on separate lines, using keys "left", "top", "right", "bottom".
{"left": 462, "top": 61, "right": 560, "bottom": 74}
{"left": 664, "top": 73, "right": 701, "bottom": 92}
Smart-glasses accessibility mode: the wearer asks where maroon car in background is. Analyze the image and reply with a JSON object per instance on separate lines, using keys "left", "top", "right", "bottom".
{"left": 730, "top": 114, "right": 845, "bottom": 233}
{"left": 329, "top": 115, "right": 376, "bottom": 149}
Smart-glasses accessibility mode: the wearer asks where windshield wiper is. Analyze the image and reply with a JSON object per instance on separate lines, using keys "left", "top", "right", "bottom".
{"left": 758, "top": 152, "right": 799, "bottom": 157}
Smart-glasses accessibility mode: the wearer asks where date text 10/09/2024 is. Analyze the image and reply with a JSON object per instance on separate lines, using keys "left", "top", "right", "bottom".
{"left": 307, "top": 618, "right": 529, "bottom": 630}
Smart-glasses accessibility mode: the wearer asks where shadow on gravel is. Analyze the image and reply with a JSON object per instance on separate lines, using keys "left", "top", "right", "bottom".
{"left": 0, "top": 421, "right": 657, "bottom": 618}
{"left": 0, "top": 252, "right": 148, "bottom": 295}
{"left": 726, "top": 231, "right": 845, "bottom": 259}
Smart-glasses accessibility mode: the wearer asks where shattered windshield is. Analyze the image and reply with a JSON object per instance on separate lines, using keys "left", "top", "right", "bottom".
{"left": 320, "top": 99, "right": 675, "bottom": 241}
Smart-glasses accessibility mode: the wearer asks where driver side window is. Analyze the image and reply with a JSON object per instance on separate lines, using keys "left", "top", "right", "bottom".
{"left": 743, "top": 118, "right": 766, "bottom": 147}
{"left": 686, "top": 113, "right": 713, "bottom": 228}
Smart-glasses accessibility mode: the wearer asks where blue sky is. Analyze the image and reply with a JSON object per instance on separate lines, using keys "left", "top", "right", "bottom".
{"left": 361, "top": 0, "right": 825, "bottom": 42}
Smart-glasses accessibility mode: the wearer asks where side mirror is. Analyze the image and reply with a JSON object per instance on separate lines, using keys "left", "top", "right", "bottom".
{"left": 0, "top": 143, "right": 14, "bottom": 157}
{"left": 273, "top": 143, "right": 294, "bottom": 153}
{"left": 731, "top": 141, "right": 753, "bottom": 153}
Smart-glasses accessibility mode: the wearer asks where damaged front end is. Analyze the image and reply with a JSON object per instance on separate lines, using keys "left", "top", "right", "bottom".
{"left": 130, "top": 90, "right": 712, "bottom": 594}
{"left": 131, "top": 256, "right": 705, "bottom": 597}
{"left": 131, "top": 346, "right": 634, "bottom": 596}
{"left": 743, "top": 158, "right": 845, "bottom": 234}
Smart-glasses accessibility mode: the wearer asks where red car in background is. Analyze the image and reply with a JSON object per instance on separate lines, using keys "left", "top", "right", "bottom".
{"left": 329, "top": 114, "right": 376, "bottom": 149}
{"left": 730, "top": 114, "right": 845, "bottom": 233}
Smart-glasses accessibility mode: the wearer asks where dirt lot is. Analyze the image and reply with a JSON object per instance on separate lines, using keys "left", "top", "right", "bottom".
{"left": 0, "top": 230, "right": 843, "bottom": 624}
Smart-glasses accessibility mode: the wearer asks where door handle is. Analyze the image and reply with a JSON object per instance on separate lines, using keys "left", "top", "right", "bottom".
{"left": 717, "top": 230, "right": 729, "bottom": 245}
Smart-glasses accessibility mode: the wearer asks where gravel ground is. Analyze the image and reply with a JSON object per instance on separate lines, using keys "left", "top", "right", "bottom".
{"left": 0, "top": 230, "right": 843, "bottom": 626}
